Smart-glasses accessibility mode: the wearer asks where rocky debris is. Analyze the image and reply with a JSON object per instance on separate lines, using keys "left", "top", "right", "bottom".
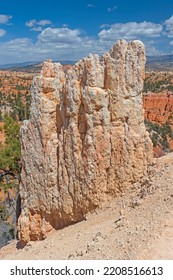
{"left": 18, "top": 39, "right": 153, "bottom": 244}
{"left": 0, "top": 221, "right": 14, "bottom": 249}
{"left": 0, "top": 192, "right": 18, "bottom": 249}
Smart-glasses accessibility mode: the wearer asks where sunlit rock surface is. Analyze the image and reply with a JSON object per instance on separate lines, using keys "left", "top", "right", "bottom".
{"left": 18, "top": 40, "right": 153, "bottom": 243}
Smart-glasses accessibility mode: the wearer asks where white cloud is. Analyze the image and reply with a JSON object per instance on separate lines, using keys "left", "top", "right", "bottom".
{"left": 0, "top": 14, "right": 12, "bottom": 24}
{"left": 31, "top": 26, "right": 43, "bottom": 32}
{"left": 0, "top": 17, "right": 170, "bottom": 64}
{"left": 0, "top": 23, "right": 163, "bottom": 65}
{"left": 0, "top": 29, "right": 6, "bottom": 37}
{"left": 0, "top": 27, "right": 100, "bottom": 64}
{"left": 37, "top": 20, "right": 52, "bottom": 26}
{"left": 2, "top": 38, "right": 32, "bottom": 50}
{"left": 99, "top": 21, "right": 163, "bottom": 41}
{"left": 38, "top": 28, "right": 81, "bottom": 44}
{"left": 25, "top": 19, "right": 52, "bottom": 31}
{"left": 0, "top": 38, "right": 33, "bottom": 63}
{"left": 145, "top": 41, "right": 164, "bottom": 56}
{"left": 165, "top": 15, "right": 173, "bottom": 24}
{"left": 25, "top": 19, "right": 36, "bottom": 28}
{"left": 165, "top": 15, "right": 173, "bottom": 37}
{"left": 107, "top": 6, "right": 117, "bottom": 12}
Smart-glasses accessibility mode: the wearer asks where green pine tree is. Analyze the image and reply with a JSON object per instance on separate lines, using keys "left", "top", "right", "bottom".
{"left": 0, "top": 114, "right": 21, "bottom": 191}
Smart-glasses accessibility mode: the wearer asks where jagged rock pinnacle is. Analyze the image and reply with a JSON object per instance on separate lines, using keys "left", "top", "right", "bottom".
{"left": 18, "top": 40, "right": 153, "bottom": 243}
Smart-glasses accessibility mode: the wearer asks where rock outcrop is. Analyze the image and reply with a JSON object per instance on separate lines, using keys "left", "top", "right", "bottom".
{"left": 144, "top": 91, "right": 173, "bottom": 125}
{"left": 18, "top": 40, "right": 153, "bottom": 243}
{"left": 144, "top": 91, "right": 173, "bottom": 157}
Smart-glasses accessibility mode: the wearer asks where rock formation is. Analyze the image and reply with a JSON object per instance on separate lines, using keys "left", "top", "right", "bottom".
{"left": 18, "top": 40, "right": 153, "bottom": 243}
{"left": 144, "top": 91, "right": 173, "bottom": 125}
{"left": 144, "top": 91, "right": 173, "bottom": 156}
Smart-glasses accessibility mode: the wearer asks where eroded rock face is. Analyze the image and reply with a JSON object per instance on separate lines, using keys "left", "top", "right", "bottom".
{"left": 18, "top": 40, "right": 153, "bottom": 243}
{"left": 143, "top": 91, "right": 173, "bottom": 156}
{"left": 144, "top": 91, "right": 173, "bottom": 125}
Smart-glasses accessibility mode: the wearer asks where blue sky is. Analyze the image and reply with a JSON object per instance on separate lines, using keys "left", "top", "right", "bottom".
{"left": 0, "top": 0, "right": 173, "bottom": 64}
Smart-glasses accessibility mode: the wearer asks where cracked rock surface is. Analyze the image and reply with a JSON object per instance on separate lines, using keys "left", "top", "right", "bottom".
{"left": 17, "top": 39, "right": 153, "bottom": 243}
{"left": 1, "top": 152, "right": 173, "bottom": 259}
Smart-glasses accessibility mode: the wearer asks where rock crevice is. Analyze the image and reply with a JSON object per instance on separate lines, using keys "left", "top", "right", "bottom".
{"left": 18, "top": 40, "right": 153, "bottom": 243}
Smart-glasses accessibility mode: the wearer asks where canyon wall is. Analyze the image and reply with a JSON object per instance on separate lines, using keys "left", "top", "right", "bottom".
{"left": 144, "top": 91, "right": 173, "bottom": 156}
{"left": 18, "top": 40, "right": 153, "bottom": 243}
{"left": 144, "top": 91, "right": 173, "bottom": 125}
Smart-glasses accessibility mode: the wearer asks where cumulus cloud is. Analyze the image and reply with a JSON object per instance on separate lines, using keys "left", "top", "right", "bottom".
{"left": 25, "top": 19, "right": 52, "bottom": 31}
{"left": 25, "top": 19, "right": 36, "bottom": 28}
{"left": 0, "top": 26, "right": 102, "bottom": 64}
{"left": 165, "top": 15, "right": 173, "bottom": 37}
{"left": 38, "top": 28, "right": 81, "bottom": 44}
{"left": 0, "top": 29, "right": 6, "bottom": 37}
{"left": 107, "top": 6, "right": 117, "bottom": 12}
{"left": 99, "top": 21, "right": 163, "bottom": 41}
{"left": 4, "top": 38, "right": 32, "bottom": 48}
{"left": 0, "top": 18, "right": 170, "bottom": 64}
{"left": 0, "top": 14, "right": 12, "bottom": 24}
{"left": 0, "top": 38, "right": 34, "bottom": 63}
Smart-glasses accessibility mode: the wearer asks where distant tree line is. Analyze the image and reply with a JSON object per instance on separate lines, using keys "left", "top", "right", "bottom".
{"left": 0, "top": 91, "right": 30, "bottom": 122}
{"left": 143, "top": 80, "right": 173, "bottom": 93}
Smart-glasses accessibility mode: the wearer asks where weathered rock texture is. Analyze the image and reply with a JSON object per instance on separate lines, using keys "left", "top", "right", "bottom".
{"left": 18, "top": 40, "right": 153, "bottom": 243}
{"left": 144, "top": 91, "right": 173, "bottom": 156}
{"left": 144, "top": 91, "right": 173, "bottom": 125}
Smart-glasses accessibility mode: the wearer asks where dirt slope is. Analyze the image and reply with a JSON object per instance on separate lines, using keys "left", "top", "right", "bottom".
{"left": 1, "top": 153, "right": 173, "bottom": 260}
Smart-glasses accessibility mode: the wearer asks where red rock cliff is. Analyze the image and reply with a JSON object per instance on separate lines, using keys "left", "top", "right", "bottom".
{"left": 144, "top": 91, "right": 173, "bottom": 125}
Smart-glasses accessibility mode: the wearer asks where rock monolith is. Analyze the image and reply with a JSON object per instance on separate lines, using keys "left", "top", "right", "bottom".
{"left": 18, "top": 40, "right": 153, "bottom": 243}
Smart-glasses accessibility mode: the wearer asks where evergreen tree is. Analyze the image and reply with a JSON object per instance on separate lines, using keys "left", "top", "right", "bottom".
{"left": 0, "top": 114, "right": 21, "bottom": 191}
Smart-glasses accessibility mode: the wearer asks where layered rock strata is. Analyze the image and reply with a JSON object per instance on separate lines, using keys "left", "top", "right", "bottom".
{"left": 18, "top": 40, "right": 153, "bottom": 243}
{"left": 144, "top": 91, "right": 173, "bottom": 125}
{"left": 144, "top": 91, "right": 173, "bottom": 156}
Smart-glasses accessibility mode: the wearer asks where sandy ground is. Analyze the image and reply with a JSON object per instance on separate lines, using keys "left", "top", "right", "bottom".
{"left": 1, "top": 153, "right": 173, "bottom": 260}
